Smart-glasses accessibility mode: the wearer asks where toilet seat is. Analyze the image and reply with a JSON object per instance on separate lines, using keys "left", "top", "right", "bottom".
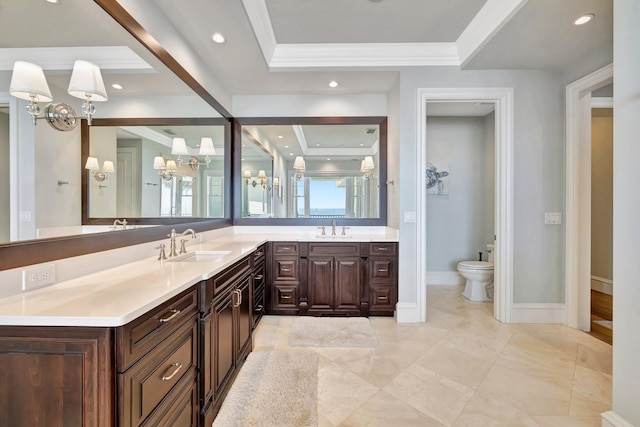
{"left": 458, "top": 261, "right": 493, "bottom": 270}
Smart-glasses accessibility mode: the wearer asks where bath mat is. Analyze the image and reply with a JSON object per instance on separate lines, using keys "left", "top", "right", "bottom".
{"left": 594, "top": 320, "right": 613, "bottom": 330}
{"left": 213, "top": 351, "right": 318, "bottom": 427}
{"left": 289, "top": 317, "right": 379, "bottom": 348}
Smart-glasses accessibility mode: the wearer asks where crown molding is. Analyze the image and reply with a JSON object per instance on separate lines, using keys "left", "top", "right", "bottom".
{"left": 456, "top": 0, "right": 530, "bottom": 67}
{"left": 0, "top": 46, "right": 153, "bottom": 72}
{"left": 242, "top": 0, "right": 277, "bottom": 64}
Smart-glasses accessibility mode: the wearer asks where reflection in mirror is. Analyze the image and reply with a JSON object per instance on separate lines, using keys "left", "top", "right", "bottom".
{"left": 87, "top": 124, "right": 225, "bottom": 219}
{"left": 239, "top": 120, "right": 385, "bottom": 221}
{"left": 83, "top": 118, "right": 230, "bottom": 224}
{"left": 0, "top": 105, "right": 8, "bottom": 243}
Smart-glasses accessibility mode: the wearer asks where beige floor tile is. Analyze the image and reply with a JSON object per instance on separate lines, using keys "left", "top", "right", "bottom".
{"left": 478, "top": 364, "right": 572, "bottom": 416}
{"left": 576, "top": 343, "right": 613, "bottom": 375}
{"left": 411, "top": 342, "right": 494, "bottom": 389}
{"left": 341, "top": 390, "right": 445, "bottom": 427}
{"left": 571, "top": 365, "right": 612, "bottom": 406}
{"left": 531, "top": 415, "right": 603, "bottom": 426}
{"left": 569, "top": 390, "right": 612, "bottom": 416}
{"left": 318, "top": 363, "right": 379, "bottom": 426}
{"left": 453, "top": 392, "right": 539, "bottom": 427}
{"left": 384, "top": 370, "right": 474, "bottom": 426}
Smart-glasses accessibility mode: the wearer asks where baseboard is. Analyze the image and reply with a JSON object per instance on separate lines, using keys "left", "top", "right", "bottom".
{"left": 602, "top": 411, "right": 635, "bottom": 427}
{"left": 427, "top": 271, "right": 465, "bottom": 285}
{"left": 395, "top": 302, "right": 422, "bottom": 323}
{"left": 510, "top": 303, "right": 565, "bottom": 323}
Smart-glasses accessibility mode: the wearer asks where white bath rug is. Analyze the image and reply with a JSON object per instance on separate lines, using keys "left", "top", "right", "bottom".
{"left": 213, "top": 351, "right": 318, "bottom": 427}
{"left": 289, "top": 317, "right": 378, "bottom": 348}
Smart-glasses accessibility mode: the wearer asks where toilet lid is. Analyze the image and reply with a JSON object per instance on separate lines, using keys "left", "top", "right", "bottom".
{"left": 458, "top": 261, "right": 493, "bottom": 269}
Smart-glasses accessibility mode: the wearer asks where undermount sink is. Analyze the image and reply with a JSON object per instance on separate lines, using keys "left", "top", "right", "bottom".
{"left": 168, "top": 250, "right": 232, "bottom": 262}
{"left": 314, "top": 235, "right": 354, "bottom": 239}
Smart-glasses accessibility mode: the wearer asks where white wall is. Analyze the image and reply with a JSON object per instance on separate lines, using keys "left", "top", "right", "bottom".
{"left": 426, "top": 116, "right": 494, "bottom": 272}
{"left": 612, "top": 1, "right": 640, "bottom": 424}
{"left": 398, "top": 68, "right": 566, "bottom": 307}
{"left": 87, "top": 127, "right": 117, "bottom": 218}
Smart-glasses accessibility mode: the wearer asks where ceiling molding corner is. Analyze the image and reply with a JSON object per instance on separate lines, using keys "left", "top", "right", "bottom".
{"left": 242, "top": 0, "right": 277, "bottom": 65}
{"left": 456, "top": 0, "right": 530, "bottom": 68}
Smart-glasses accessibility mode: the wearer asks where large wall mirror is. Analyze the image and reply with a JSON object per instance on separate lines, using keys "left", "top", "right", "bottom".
{"left": 0, "top": 0, "right": 231, "bottom": 270}
{"left": 234, "top": 117, "right": 387, "bottom": 226}
{"left": 82, "top": 118, "right": 230, "bottom": 225}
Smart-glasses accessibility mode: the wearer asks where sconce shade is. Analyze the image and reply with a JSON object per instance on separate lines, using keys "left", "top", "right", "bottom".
{"left": 165, "top": 160, "right": 178, "bottom": 171}
{"left": 10, "top": 61, "right": 53, "bottom": 102}
{"left": 102, "top": 160, "right": 115, "bottom": 173}
{"left": 67, "top": 60, "right": 108, "bottom": 101}
{"left": 199, "top": 137, "right": 216, "bottom": 156}
{"left": 85, "top": 156, "right": 100, "bottom": 171}
{"left": 171, "top": 137, "right": 188, "bottom": 155}
{"left": 293, "top": 156, "right": 306, "bottom": 171}
{"left": 258, "top": 170, "right": 266, "bottom": 179}
{"left": 243, "top": 170, "right": 252, "bottom": 179}
{"left": 153, "top": 156, "right": 166, "bottom": 170}
{"left": 273, "top": 177, "right": 279, "bottom": 186}
{"left": 362, "top": 156, "right": 375, "bottom": 170}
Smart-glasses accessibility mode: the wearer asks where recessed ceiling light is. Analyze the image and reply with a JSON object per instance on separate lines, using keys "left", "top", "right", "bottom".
{"left": 46, "top": 0, "right": 60, "bottom": 4}
{"left": 289, "top": 153, "right": 294, "bottom": 156}
{"left": 359, "top": 143, "right": 364, "bottom": 146}
{"left": 327, "top": 158, "right": 331, "bottom": 161}
{"left": 111, "top": 83, "right": 123, "bottom": 90}
{"left": 284, "top": 145, "right": 289, "bottom": 148}
{"left": 278, "top": 135, "right": 283, "bottom": 139}
{"left": 329, "top": 81, "right": 338, "bottom": 88}
{"left": 572, "top": 13, "right": 594, "bottom": 26}
{"left": 211, "top": 33, "right": 225, "bottom": 43}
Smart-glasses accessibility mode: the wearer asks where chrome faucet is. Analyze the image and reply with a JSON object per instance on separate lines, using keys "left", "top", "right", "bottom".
{"left": 331, "top": 219, "right": 337, "bottom": 236}
{"left": 167, "top": 228, "right": 197, "bottom": 257}
{"left": 113, "top": 219, "right": 128, "bottom": 230}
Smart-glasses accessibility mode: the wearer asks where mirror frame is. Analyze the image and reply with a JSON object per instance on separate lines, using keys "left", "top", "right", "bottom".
{"left": 0, "top": 1, "right": 233, "bottom": 271}
{"left": 233, "top": 116, "right": 388, "bottom": 226}
{"left": 82, "top": 117, "right": 231, "bottom": 225}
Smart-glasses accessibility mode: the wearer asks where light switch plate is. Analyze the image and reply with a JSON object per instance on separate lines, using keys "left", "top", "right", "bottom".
{"left": 404, "top": 212, "right": 416, "bottom": 223}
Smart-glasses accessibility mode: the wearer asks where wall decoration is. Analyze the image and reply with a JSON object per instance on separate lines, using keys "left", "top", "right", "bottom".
{"left": 426, "top": 162, "right": 449, "bottom": 195}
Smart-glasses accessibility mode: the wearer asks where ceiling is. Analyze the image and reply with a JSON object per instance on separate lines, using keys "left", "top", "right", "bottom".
{"left": 0, "top": 0, "right": 613, "bottom": 108}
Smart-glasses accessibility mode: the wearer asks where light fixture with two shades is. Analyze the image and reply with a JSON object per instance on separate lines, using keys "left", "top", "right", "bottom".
{"left": 85, "top": 156, "right": 115, "bottom": 183}
{"left": 153, "top": 136, "right": 216, "bottom": 181}
{"left": 9, "top": 60, "right": 108, "bottom": 131}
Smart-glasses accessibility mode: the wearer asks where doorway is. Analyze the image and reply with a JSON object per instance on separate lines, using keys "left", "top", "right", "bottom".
{"left": 416, "top": 88, "right": 514, "bottom": 323}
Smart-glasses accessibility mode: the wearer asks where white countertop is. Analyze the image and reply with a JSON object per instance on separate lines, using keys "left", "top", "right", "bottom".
{"left": 0, "top": 230, "right": 398, "bottom": 328}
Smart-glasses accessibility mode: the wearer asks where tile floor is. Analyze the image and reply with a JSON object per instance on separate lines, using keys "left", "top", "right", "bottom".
{"left": 252, "top": 285, "right": 612, "bottom": 427}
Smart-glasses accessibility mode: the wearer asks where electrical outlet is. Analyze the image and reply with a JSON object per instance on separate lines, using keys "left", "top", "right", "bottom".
{"left": 544, "top": 212, "right": 562, "bottom": 225}
{"left": 22, "top": 264, "right": 56, "bottom": 291}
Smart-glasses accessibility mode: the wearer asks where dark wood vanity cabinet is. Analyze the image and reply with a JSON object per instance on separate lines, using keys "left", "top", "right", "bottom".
{"left": 268, "top": 242, "right": 304, "bottom": 315}
{"left": 199, "top": 254, "right": 253, "bottom": 424}
{"left": 266, "top": 241, "right": 398, "bottom": 317}
{"left": 307, "top": 242, "right": 362, "bottom": 315}
{"left": 252, "top": 244, "right": 267, "bottom": 329}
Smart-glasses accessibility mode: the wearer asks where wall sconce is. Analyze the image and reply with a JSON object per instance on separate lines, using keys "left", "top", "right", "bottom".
{"left": 171, "top": 136, "right": 216, "bottom": 170}
{"left": 293, "top": 156, "right": 306, "bottom": 181}
{"left": 85, "top": 156, "right": 114, "bottom": 182}
{"left": 153, "top": 156, "right": 178, "bottom": 181}
{"left": 361, "top": 156, "right": 375, "bottom": 180}
{"left": 9, "top": 60, "right": 107, "bottom": 131}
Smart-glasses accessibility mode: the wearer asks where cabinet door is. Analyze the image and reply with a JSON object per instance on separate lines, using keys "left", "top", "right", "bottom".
{"left": 236, "top": 277, "right": 252, "bottom": 362}
{"left": 0, "top": 327, "right": 114, "bottom": 427}
{"left": 334, "top": 256, "right": 361, "bottom": 312}
{"left": 212, "top": 291, "right": 235, "bottom": 400}
{"left": 308, "top": 256, "right": 334, "bottom": 312}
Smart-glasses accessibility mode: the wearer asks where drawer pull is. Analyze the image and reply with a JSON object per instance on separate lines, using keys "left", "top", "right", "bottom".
{"left": 281, "top": 294, "right": 292, "bottom": 300}
{"left": 378, "top": 268, "right": 389, "bottom": 272}
{"left": 161, "top": 362, "right": 183, "bottom": 381}
{"left": 377, "top": 247, "right": 389, "bottom": 251}
{"left": 254, "top": 305, "right": 263, "bottom": 312}
{"left": 255, "top": 251, "right": 264, "bottom": 256}
{"left": 254, "top": 275, "right": 264, "bottom": 280}
{"left": 159, "top": 309, "right": 181, "bottom": 323}
{"left": 377, "top": 296, "right": 388, "bottom": 300}
{"left": 281, "top": 268, "right": 291, "bottom": 272}
{"left": 281, "top": 247, "right": 291, "bottom": 250}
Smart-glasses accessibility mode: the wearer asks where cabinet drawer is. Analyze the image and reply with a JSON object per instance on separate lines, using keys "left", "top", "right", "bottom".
{"left": 253, "top": 244, "right": 266, "bottom": 264}
{"left": 272, "top": 242, "right": 299, "bottom": 254}
{"left": 200, "top": 256, "right": 251, "bottom": 309}
{"left": 119, "top": 315, "right": 198, "bottom": 427}
{"left": 369, "top": 242, "right": 397, "bottom": 256}
{"left": 369, "top": 284, "right": 396, "bottom": 313}
{"left": 272, "top": 257, "right": 299, "bottom": 282}
{"left": 370, "top": 259, "right": 394, "bottom": 280}
{"left": 140, "top": 369, "right": 198, "bottom": 427}
{"left": 117, "top": 288, "right": 198, "bottom": 371}
{"left": 274, "top": 285, "right": 298, "bottom": 309}
{"left": 308, "top": 242, "right": 360, "bottom": 257}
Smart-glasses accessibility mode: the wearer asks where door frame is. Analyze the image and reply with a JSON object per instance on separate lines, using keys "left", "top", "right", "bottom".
{"left": 416, "top": 88, "right": 514, "bottom": 322}
{"left": 565, "top": 63, "right": 613, "bottom": 330}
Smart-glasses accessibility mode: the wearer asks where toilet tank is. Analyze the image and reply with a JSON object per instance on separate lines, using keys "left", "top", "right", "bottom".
{"left": 486, "top": 244, "right": 495, "bottom": 264}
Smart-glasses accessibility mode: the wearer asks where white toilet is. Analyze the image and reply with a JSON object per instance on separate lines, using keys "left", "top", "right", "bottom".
{"left": 458, "top": 244, "right": 494, "bottom": 302}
